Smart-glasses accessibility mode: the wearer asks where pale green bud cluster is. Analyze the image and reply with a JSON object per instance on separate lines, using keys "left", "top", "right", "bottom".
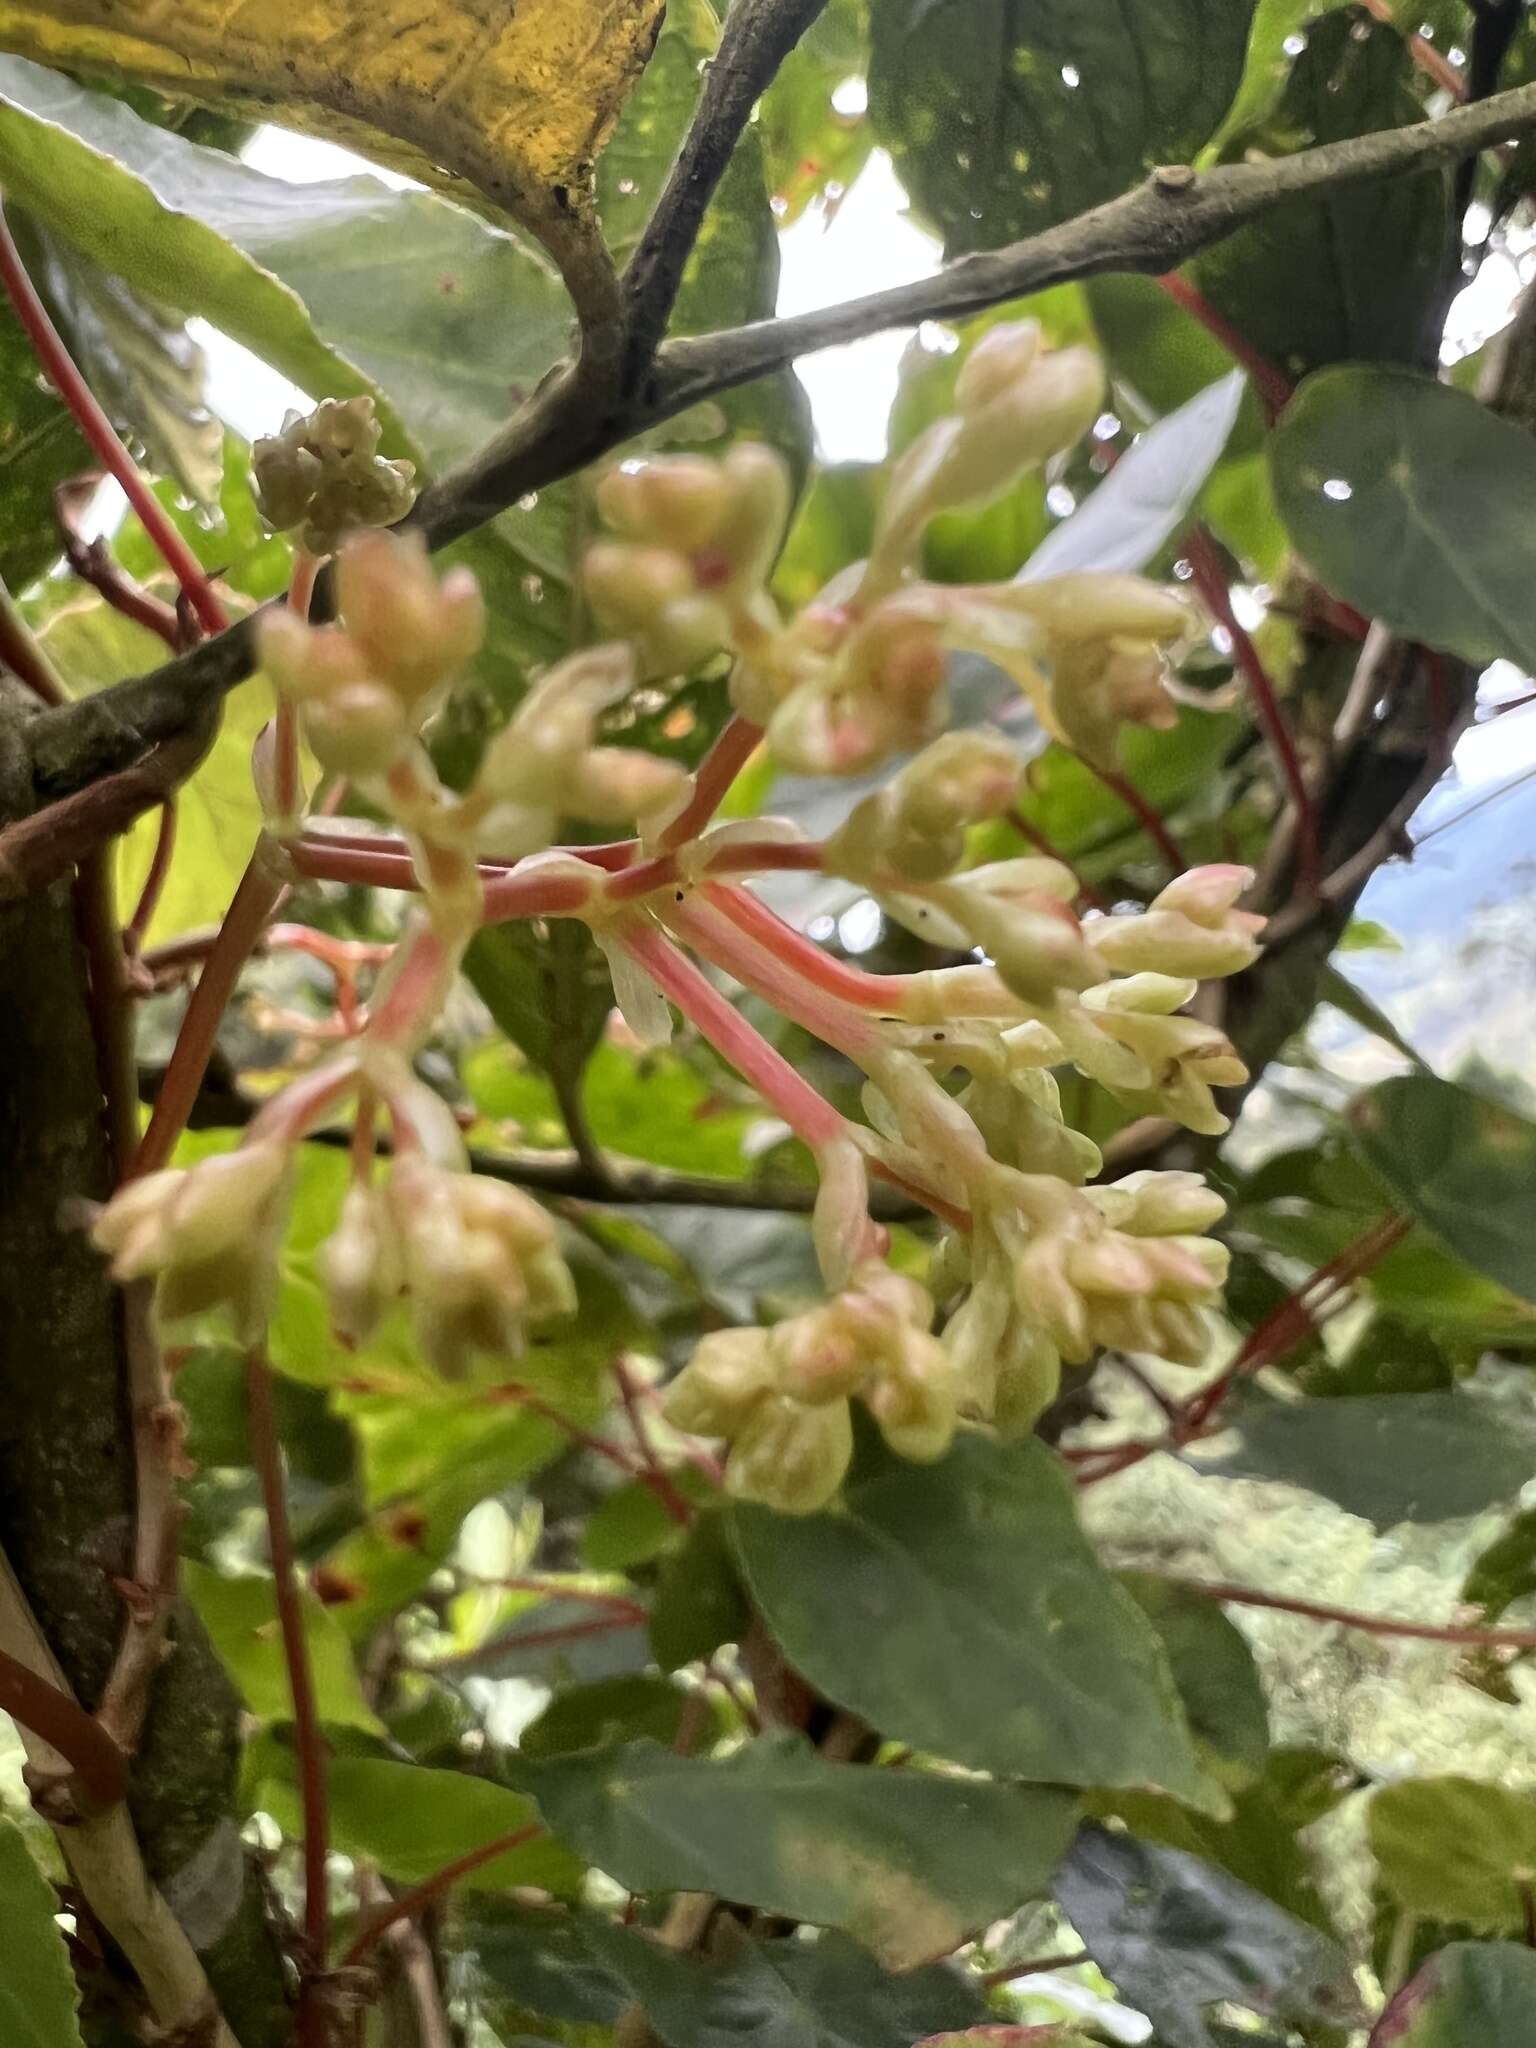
{"left": 91, "top": 1141, "right": 292, "bottom": 1340}
{"left": 825, "top": 730, "right": 1022, "bottom": 882}
{"left": 252, "top": 397, "right": 416, "bottom": 556}
{"left": 663, "top": 1262, "right": 956, "bottom": 1513}
{"left": 1089, "top": 866, "right": 1266, "bottom": 978}
{"left": 259, "top": 531, "right": 485, "bottom": 780}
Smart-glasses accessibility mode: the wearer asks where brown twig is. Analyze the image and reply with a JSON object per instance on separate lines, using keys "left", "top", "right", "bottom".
{"left": 245, "top": 1348, "right": 330, "bottom": 2046}
{"left": 0, "top": 1644, "right": 128, "bottom": 1812}
{"left": 424, "top": 1605, "right": 647, "bottom": 1679}
{"left": 979, "top": 1950, "right": 1091, "bottom": 1988}
{"left": 56, "top": 485, "right": 183, "bottom": 651}
{"left": 32, "top": 74, "right": 1536, "bottom": 797}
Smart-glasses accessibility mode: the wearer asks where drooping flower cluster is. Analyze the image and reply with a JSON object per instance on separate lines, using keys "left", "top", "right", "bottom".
{"left": 94, "top": 335, "right": 1263, "bottom": 1520}
{"left": 252, "top": 396, "right": 417, "bottom": 556}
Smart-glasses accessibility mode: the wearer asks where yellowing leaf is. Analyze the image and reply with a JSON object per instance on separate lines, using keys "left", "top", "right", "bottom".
{"left": 0, "top": 0, "right": 665, "bottom": 285}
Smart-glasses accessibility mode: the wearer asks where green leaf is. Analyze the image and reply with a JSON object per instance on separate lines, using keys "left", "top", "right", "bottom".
{"left": 0, "top": 58, "right": 414, "bottom": 443}
{"left": 0, "top": 1816, "right": 85, "bottom": 2048}
{"left": 757, "top": 0, "right": 873, "bottom": 224}
{"left": 462, "top": 1911, "right": 987, "bottom": 2048}
{"left": 26, "top": 219, "right": 223, "bottom": 503}
{"left": 1022, "top": 371, "right": 1247, "bottom": 581}
{"left": 649, "top": 1509, "right": 752, "bottom": 1672}
{"left": 1374, "top": 1942, "right": 1536, "bottom": 2046}
{"left": 519, "top": 1675, "right": 706, "bottom": 1759}
{"left": 1370, "top": 1779, "right": 1536, "bottom": 1933}
{"left": 1192, "top": 11, "right": 1449, "bottom": 381}
{"left": 733, "top": 1432, "right": 1214, "bottom": 1806}
{"left": 518, "top": 1732, "right": 1077, "bottom": 1969}
{"left": 1119, "top": 1572, "right": 1270, "bottom": 1776}
{"left": 1203, "top": 1389, "right": 1536, "bottom": 1526}
{"left": 868, "top": 0, "right": 1256, "bottom": 255}
{"left": 0, "top": 296, "right": 86, "bottom": 591}
{"left": 246, "top": 1748, "right": 581, "bottom": 1896}
{"left": 1352, "top": 1074, "right": 1536, "bottom": 1303}
{"left": 182, "top": 1557, "right": 382, "bottom": 1732}
{"left": 1054, "top": 1823, "right": 1358, "bottom": 2047}
{"left": 624, "top": 1207, "right": 824, "bottom": 1323}
{"left": 464, "top": 919, "right": 612, "bottom": 1093}
{"left": 1272, "top": 364, "right": 1536, "bottom": 671}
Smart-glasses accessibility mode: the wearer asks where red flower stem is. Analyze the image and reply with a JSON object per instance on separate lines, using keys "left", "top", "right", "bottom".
{"left": 342, "top": 1824, "right": 547, "bottom": 1965}
{"left": 1088, "top": 763, "right": 1189, "bottom": 874}
{"left": 245, "top": 1349, "right": 329, "bottom": 2042}
{"left": 1185, "top": 523, "right": 1321, "bottom": 893}
{"left": 133, "top": 854, "right": 285, "bottom": 1175}
{"left": 1005, "top": 807, "right": 1107, "bottom": 912}
{"left": 1155, "top": 1572, "right": 1536, "bottom": 1651}
{"left": 621, "top": 923, "right": 851, "bottom": 1151}
{"left": 0, "top": 211, "right": 228, "bottom": 639}
{"left": 125, "top": 799, "right": 178, "bottom": 953}
{"left": 1156, "top": 273, "right": 1295, "bottom": 424}
{"left": 659, "top": 712, "right": 764, "bottom": 849}
{"left": 665, "top": 896, "right": 884, "bottom": 1062}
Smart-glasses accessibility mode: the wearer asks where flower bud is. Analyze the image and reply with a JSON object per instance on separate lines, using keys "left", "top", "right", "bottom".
{"left": 664, "top": 1328, "right": 777, "bottom": 1436}
{"left": 386, "top": 1161, "right": 572, "bottom": 1376}
{"left": 1091, "top": 1169, "right": 1227, "bottom": 1238}
{"left": 863, "top": 1331, "right": 958, "bottom": 1462}
{"left": 953, "top": 319, "right": 1043, "bottom": 410}
{"left": 319, "top": 1184, "right": 401, "bottom": 1342}
{"left": 92, "top": 1140, "right": 291, "bottom": 1338}
{"left": 252, "top": 397, "right": 416, "bottom": 555}
{"left": 726, "top": 1393, "right": 853, "bottom": 1514}
{"left": 947, "top": 888, "right": 1102, "bottom": 1006}
{"left": 1089, "top": 866, "right": 1264, "bottom": 979}
{"left": 337, "top": 532, "right": 485, "bottom": 708}
{"left": 565, "top": 747, "right": 691, "bottom": 825}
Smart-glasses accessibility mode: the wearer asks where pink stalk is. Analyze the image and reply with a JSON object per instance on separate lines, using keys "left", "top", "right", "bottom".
{"left": 658, "top": 712, "right": 764, "bottom": 849}
{"left": 0, "top": 212, "right": 228, "bottom": 638}
{"left": 619, "top": 925, "right": 849, "bottom": 1152}
{"left": 124, "top": 799, "right": 178, "bottom": 952}
{"left": 668, "top": 894, "right": 884, "bottom": 1061}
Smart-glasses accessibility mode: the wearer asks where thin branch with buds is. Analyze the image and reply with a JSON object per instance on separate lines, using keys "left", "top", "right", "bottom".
{"left": 27, "top": 72, "right": 1536, "bottom": 798}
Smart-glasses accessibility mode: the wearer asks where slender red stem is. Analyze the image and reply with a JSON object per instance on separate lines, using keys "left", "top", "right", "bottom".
{"left": 1089, "top": 764, "right": 1189, "bottom": 875}
{"left": 133, "top": 856, "right": 284, "bottom": 1175}
{"left": 1357, "top": 0, "right": 1466, "bottom": 98}
{"left": 0, "top": 211, "right": 228, "bottom": 639}
{"left": 342, "top": 1824, "right": 546, "bottom": 1966}
{"left": 0, "top": 581, "right": 65, "bottom": 705}
{"left": 979, "top": 1951, "right": 1091, "bottom": 1988}
{"left": 1156, "top": 274, "right": 1294, "bottom": 424}
{"left": 659, "top": 712, "right": 763, "bottom": 849}
{"left": 612, "top": 1358, "right": 696, "bottom": 1526}
{"left": 125, "top": 800, "right": 178, "bottom": 953}
{"left": 426, "top": 1609, "right": 645, "bottom": 1676}
{"left": 1159, "top": 1573, "right": 1536, "bottom": 1651}
{"left": 245, "top": 1349, "right": 329, "bottom": 2041}
{"left": 1185, "top": 524, "right": 1320, "bottom": 893}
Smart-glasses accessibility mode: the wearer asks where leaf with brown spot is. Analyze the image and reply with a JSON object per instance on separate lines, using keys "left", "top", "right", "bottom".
{"left": 0, "top": 0, "right": 665, "bottom": 294}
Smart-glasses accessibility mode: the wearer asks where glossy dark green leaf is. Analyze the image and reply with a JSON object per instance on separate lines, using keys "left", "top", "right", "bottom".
{"left": 1119, "top": 1572, "right": 1270, "bottom": 1775}
{"left": 649, "top": 1509, "right": 752, "bottom": 1672}
{"left": 592, "top": 1926, "right": 987, "bottom": 2048}
{"left": 1352, "top": 1074, "right": 1536, "bottom": 1302}
{"left": 1373, "top": 1941, "right": 1536, "bottom": 2045}
{"left": 464, "top": 918, "right": 612, "bottom": 1091}
{"left": 868, "top": 0, "right": 1256, "bottom": 255}
{"left": 246, "top": 1751, "right": 581, "bottom": 1896}
{"left": 518, "top": 1732, "right": 1076, "bottom": 1969}
{"left": 733, "top": 1433, "right": 1214, "bottom": 1805}
{"left": 1202, "top": 1389, "right": 1536, "bottom": 1526}
{"left": 1271, "top": 366, "right": 1536, "bottom": 672}
{"left": 464, "top": 1909, "right": 987, "bottom": 2048}
{"left": 1370, "top": 1778, "right": 1536, "bottom": 1933}
{"left": 1192, "top": 11, "right": 1449, "bottom": 381}
{"left": 628, "top": 1206, "right": 824, "bottom": 1324}
{"left": 1055, "top": 1823, "right": 1358, "bottom": 2047}
{"left": 0, "top": 1817, "right": 85, "bottom": 2048}
{"left": 0, "top": 296, "right": 86, "bottom": 590}
{"left": 519, "top": 1674, "right": 705, "bottom": 1759}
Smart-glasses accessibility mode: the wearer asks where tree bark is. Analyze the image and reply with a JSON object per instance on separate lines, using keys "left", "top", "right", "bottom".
{"left": 0, "top": 675, "right": 289, "bottom": 2046}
